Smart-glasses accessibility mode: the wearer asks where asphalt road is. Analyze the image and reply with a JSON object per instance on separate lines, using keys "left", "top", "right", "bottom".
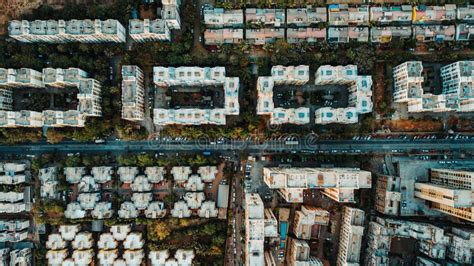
{"left": 1, "top": 139, "right": 474, "bottom": 155}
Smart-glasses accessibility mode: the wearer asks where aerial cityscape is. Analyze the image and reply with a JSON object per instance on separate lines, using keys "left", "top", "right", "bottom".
{"left": 0, "top": 0, "right": 473, "bottom": 265}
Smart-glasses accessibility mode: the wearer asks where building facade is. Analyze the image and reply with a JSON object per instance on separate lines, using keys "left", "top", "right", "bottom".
{"left": 9, "top": 19, "right": 126, "bottom": 43}
{"left": 415, "top": 168, "right": 474, "bottom": 222}
{"left": 336, "top": 207, "right": 365, "bottom": 266}
{"left": 121, "top": 65, "right": 145, "bottom": 121}
{"left": 153, "top": 66, "right": 239, "bottom": 125}
{"left": 263, "top": 167, "right": 371, "bottom": 203}
{"left": 0, "top": 68, "right": 101, "bottom": 127}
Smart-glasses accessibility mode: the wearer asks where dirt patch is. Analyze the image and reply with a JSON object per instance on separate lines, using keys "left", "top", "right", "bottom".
{"left": 448, "top": 117, "right": 474, "bottom": 132}
{"left": 384, "top": 119, "right": 443, "bottom": 132}
{"left": 373, "top": 62, "right": 385, "bottom": 114}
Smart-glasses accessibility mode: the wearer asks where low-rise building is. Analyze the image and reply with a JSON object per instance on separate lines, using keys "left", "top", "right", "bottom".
{"left": 39, "top": 167, "right": 59, "bottom": 199}
{"left": 370, "top": 26, "right": 412, "bottom": 43}
{"left": 456, "top": 24, "right": 474, "bottom": 42}
{"left": 122, "top": 65, "right": 145, "bottom": 121}
{"left": 287, "top": 27, "right": 326, "bottom": 43}
{"left": 245, "top": 28, "right": 285, "bottom": 45}
{"left": 0, "top": 248, "right": 32, "bottom": 266}
{"left": 0, "top": 162, "right": 26, "bottom": 185}
{"left": 129, "top": 19, "right": 171, "bottom": 42}
{"left": 149, "top": 249, "right": 195, "bottom": 265}
{"left": 286, "top": 7, "right": 327, "bottom": 27}
{"left": 413, "top": 25, "right": 456, "bottom": 43}
{"left": 0, "top": 220, "right": 29, "bottom": 243}
{"left": 204, "top": 28, "right": 244, "bottom": 45}
{"left": 413, "top": 5, "right": 457, "bottom": 24}
{"left": 47, "top": 224, "right": 146, "bottom": 265}
{"left": 8, "top": 19, "right": 126, "bottom": 43}
{"left": 161, "top": 0, "right": 182, "bottom": 30}
{"left": 328, "top": 4, "right": 369, "bottom": 26}
{"left": 245, "top": 8, "right": 285, "bottom": 28}
{"left": 337, "top": 207, "right": 365, "bottom": 266}
{"left": 457, "top": 5, "right": 474, "bottom": 21}
{"left": 203, "top": 7, "right": 244, "bottom": 28}
{"left": 369, "top": 5, "right": 413, "bottom": 24}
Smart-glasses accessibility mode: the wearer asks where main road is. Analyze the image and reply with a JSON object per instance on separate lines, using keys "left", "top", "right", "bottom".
{"left": 0, "top": 138, "right": 473, "bottom": 155}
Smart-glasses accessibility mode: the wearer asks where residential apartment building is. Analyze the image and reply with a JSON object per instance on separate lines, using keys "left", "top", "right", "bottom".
{"left": 393, "top": 61, "right": 474, "bottom": 113}
{"left": 121, "top": 65, "right": 145, "bottom": 121}
{"left": 0, "top": 163, "right": 26, "bottom": 185}
{"left": 456, "top": 24, "right": 474, "bottom": 42}
{"left": 457, "top": 5, "right": 474, "bottom": 21}
{"left": 203, "top": 7, "right": 243, "bottom": 28}
{"left": 39, "top": 167, "right": 60, "bottom": 199}
{"left": 413, "top": 5, "right": 457, "bottom": 24}
{"left": 0, "top": 220, "right": 29, "bottom": 243}
{"left": 414, "top": 25, "right": 456, "bottom": 43}
{"left": 366, "top": 217, "right": 473, "bottom": 265}
{"left": 374, "top": 175, "right": 401, "bottom": 215}
{"left": 161, "top": 0, "right": 181, "bottom": 30}
{"left": 392, "top": 61, "right": 424, "bottom": 103}
{"left": 167, "top": 166, "right": 218, "bottom": 218}
{"left": 293, "top": 206, "right": 329, "bottom": 240}
{"left": 245, "top": 28, "right": 285, "bottom": 45}
{"left": 327, "top": 26, "right": 369, "bottom": 43}
{"left": 369, "top": 6, "right": 412, "bottom": 24}
{"left": 336, "top": 207, "right": 365, "bottom": 266}
{"left": 440, "top": 61, "right": 474, "bottom": 107}
{"left": 415, "top": 168, "right": 474, "bottom": 222}
{"left": 47, "top": 224, "right": 148, "bottom": 265}
{"left": 328, "top": 5, "right": 369, "bottom": 26}
{"left": 0, "top": 88, "right": 12, "bottom": 111}
{"left": 263, "top": 167, "right": 371, "bottom": 203}
{"left": 256, "top": 65, "right": 310, "bottom": 124}
{"left": 153, "top": 66, "right": 239, "bottom": 125}
{"left": 8, "top": 19, "right": 126, "bottom": 43}
{"left": 244, "top": 193, "right": 278, "bottom": 266}
{"left": 246, "top": 8, "right": 285, "bottom": 28}
{"left": 287, "top": 27, "right": 326, "bottom": 43}
{"left": 0, "top": 248, "right": 32, "bottom": 266}
{"left": 370, "top": 26, "right": 412, "bottom": 43}
{"left": 149, "top": 249, "right": 195, "bottom": 265}
{"left": 204, "top": 28, "right": 244, "bottom": 45}
{"left": 0, "top": 68, "right": 101, "bottom": 127}
{"left": 286, "top": 7, "right": 327, "bottom": 27}
{"left": 288, "top": 238, "right": 323, "bottom": 266}
{"left": 0, "top": 68, "right": 43, "bottom": 88}
{"left": 314, "top": 65, "right": 373, "bottom": 124}
{"left": 129, "top": 19, "right": 171, "bottom": 42}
